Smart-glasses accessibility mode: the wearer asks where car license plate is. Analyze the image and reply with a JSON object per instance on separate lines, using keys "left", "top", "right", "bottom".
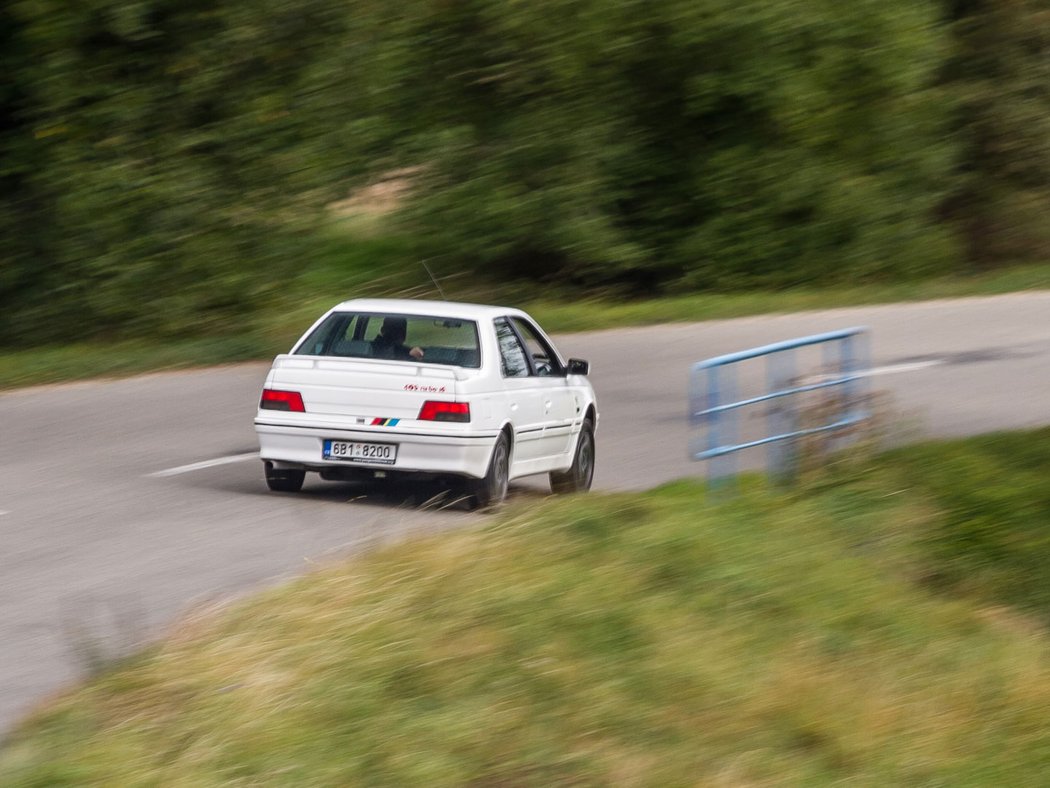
{"left": 323, "top": 439, "right": 397, "bottom": 465}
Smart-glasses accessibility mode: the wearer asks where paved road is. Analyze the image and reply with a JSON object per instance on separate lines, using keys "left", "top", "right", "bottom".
{"left": 2, "top": 293, "right": 1049, "bottom": 734}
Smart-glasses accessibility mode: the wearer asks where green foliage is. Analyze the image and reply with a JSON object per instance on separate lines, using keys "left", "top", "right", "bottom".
{"left": 941, "top": 0, "right": 1050, "bottom": 265}
{"left": 1, "top": 0, "right": 353, "bottom": 343}
{"left": 0, "top": 4, "right": 46, "bottom": 340}
{"left": 385, "top": 0, "right": 959, "bottom": 289}
{"left": 1, "top": 0, "right": 1047, "bottom": 345}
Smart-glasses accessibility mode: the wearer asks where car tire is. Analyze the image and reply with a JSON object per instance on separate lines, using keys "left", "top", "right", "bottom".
{"left": 265, "top": 463, "right": 305, "bottom": 493}
{"left": 550, "top": 418, "right": 595, "bottom": 495}
{"left": 471, "top": 432, "right": 510, "bottom": 510}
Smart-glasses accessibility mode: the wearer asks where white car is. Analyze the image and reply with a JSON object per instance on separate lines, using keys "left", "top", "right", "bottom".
{"left": 254, "top": 299, "right": 598, "bottom": 506}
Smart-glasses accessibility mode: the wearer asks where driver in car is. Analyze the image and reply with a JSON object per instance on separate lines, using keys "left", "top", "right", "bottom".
{"left": 372, "top": 317, "right": 425, "bottom": 360}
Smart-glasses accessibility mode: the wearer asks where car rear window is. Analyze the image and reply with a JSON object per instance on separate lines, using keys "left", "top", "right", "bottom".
{"left": 293, "top": 312, "right": 482, "bottom": 368}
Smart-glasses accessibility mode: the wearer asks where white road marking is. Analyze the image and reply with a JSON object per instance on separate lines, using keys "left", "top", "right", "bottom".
{"left": 148, "top": 452, "right": 259, "bottom": 478}
{"left": 860, "top": 359, "right": 944, "bottom": 378}
{"left": 0, "top": 510, "right": 10, "bottom": 517}
{"left": 800, "top": 359, "right": 944, "bottom": 387}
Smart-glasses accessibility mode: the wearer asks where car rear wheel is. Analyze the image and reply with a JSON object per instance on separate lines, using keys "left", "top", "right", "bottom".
{"left": 471, "top": 432, "right": 510, "bottom": 509}
{"left": 550, "top": 418, "right": 595, "bottom": 495}
{"left": 265, "top": 462, "right": 305, "bottom": 493}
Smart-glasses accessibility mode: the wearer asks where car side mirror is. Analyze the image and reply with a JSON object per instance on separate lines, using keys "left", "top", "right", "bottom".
{"left": 566, "top": 358, "right": 589, "bottom": 376}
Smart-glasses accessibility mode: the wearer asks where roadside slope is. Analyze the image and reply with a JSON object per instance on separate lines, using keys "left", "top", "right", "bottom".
{"left": 3, "top": 430, "right": 1049, "bottom": 785}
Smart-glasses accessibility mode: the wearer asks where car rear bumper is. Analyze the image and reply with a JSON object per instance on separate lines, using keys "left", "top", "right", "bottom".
{"left": 254, "top": 421, "right": 498, "bottom": 479}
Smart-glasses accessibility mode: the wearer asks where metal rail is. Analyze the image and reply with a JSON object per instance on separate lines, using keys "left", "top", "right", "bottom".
{"left": 689, "top": 327, "right": 870, "bottom": 483}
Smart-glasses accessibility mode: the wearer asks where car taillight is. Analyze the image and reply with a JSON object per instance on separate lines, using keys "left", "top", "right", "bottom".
{"left": 418, "top": 400, "right": 470, "bottom": 422}
{"left": 260, "top": 388, "right": 306, "bottom": 412}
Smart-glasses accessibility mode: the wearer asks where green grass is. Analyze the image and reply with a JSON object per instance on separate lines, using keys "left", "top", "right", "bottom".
{"left": 0, "top": 335, "right": 272, "bottom": 390}
{"left": 881, "top": 432, "right": 1050, "bottom": 620}
{"left": 521, "top": 261, "right": 1050, "bottom": 333}
{"left": 3, "top": 429, "right": 1049, "bottom": 785}
{"left": 6, "top": 261, "right": 1050, "bottom": 392}
{"left": 4, "top": 227, "right": 1050, "bottom": 391}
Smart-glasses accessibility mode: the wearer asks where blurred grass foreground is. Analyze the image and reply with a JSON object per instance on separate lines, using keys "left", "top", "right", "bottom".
{"left": 3, "top": 428, "right": 1049, "bottom": 785}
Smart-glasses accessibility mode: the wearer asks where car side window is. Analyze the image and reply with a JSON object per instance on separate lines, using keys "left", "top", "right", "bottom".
{"left": 295, "top": 313, "right": 358, "bottom": 355}
{"left": 495, "top": 318, "right": 529, "bottom": 378}
{"left": 510, "top": 317, "right": 563, "bottom": 377}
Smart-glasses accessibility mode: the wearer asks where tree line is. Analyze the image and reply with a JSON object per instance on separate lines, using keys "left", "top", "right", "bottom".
{"left": 1, "top": 0, "right": 1047, "bottom": 344}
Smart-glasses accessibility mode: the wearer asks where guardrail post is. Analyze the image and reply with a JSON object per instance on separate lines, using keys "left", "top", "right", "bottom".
{"left": 767, "top": 345, "right": 797, "bottom": 480}
{"left": 705, "top": 365, "right": 721, "bottom": 481}
{"left": 706, "top": 364, "right": 739, "bottom": 485}
{"left": 823, "top": 337, "right": 845, "bottom": 456}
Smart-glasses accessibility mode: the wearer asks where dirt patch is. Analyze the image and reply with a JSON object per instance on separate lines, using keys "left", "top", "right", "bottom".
{"left": 328, "top": 166, "right": 423, "bottom": 218}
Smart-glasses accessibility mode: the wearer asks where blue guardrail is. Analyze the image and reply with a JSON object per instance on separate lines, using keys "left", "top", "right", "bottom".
{"left": 689, "top": 328, "right": 871, "bottom": 483}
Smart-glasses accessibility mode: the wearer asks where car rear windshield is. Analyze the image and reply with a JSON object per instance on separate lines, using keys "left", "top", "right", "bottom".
{"left": 293, "top": 312, "right": 482, "bottom": 368}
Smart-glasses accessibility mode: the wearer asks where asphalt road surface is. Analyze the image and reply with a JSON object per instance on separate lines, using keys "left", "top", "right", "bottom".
{"left": 2, "top": 293, "right": 1049, "bottom": 735}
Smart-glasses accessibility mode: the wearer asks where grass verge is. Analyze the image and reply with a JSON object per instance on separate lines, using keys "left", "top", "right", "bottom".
{"left": 4, "top": 260, "right": 1050, "bottom": 391}
{"left": 523, "top": 260, "right": 1050, "bottom": 333}
{"left": 2, "top": 429, "right": 1049, "bottom": 785}
{"left": 0, "top": 336, "right": 272, "bottom": 390}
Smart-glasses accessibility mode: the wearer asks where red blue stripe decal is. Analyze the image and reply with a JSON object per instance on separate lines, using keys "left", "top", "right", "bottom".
{"left": 371, "top": 418, "right": 400, "bottom": 426}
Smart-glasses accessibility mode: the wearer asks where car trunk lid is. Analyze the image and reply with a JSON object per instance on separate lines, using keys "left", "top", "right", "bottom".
{"left": 268, "top": 355, "right": 462, "bottom": 421}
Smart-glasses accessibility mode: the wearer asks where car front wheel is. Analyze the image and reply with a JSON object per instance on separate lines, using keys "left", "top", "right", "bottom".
{"left": 265, "top": 462, "right": 305, "bottom": 493}
{"left": 550, "top": 418, "right": 595, "bottom": 495}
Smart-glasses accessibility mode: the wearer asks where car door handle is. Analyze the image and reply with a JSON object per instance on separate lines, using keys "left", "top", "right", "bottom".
{"left": 544, "top": 400, "right": 552, "bottom": 411}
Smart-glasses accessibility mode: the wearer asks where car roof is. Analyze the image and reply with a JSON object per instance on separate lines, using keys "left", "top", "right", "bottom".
{"left": 327, "top": 298, "right": 529, "bottom": 321}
